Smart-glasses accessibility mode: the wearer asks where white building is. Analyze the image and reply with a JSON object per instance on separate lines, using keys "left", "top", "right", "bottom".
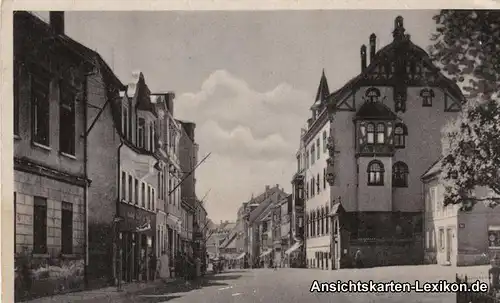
{"left": 303, "top": 71, "right": 332, "bottom": 270}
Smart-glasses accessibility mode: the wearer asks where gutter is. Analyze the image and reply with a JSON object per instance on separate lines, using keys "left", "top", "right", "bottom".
{"left": 115, "top": 138, "right": 124, "bottom": 290}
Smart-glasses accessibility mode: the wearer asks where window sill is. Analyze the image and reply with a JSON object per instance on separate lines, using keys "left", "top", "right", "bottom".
{"left": 32, "top": 253, "right": 50, "bottom": 258}
{"left": 14, "top": 134, "right": 21, "bottom": 140}
{"left": 367, "top": 183, "right": 385, "bottom": 187}
{"left": 60, "top": 152, "right": 77, "bottom": 160}
{"left": 32, "top": 142, "right": 51, "bottom": 151}
{"left": 61, "top": 254, "right": 77, "bottom": 258}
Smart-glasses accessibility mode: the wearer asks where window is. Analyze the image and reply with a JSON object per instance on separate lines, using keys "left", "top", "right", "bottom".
{"left": 152, "top": 188, "right": 156, "bottom": 210}
{"left": 325, "top": 206, "right": 329, "bottom": 234}
{"left": 311, "top": 177, "right": 315, "bottom": 196}
{"left": 316, "top": 138, "right": 320, "bottom": 160}
{"left": 323, "top": 168, "right": 326, "bottom": 189}
{"left": 323, "top": 131, "right": 327, "bottom": 153}
{"left": 61, "top": 202, "right": 73, "bottom": 254}
{"left": 311, "top": 147, "right": 315, "bottom": 165}
{"left": 420, "top": 88, "right": 434, "bottom": 107}
{"left": 32, "top": 75, "right": 51, "bottom": 146}
{"left": 14, "top": 64, "right": 20, "bottom": 136}
{"left": 141, "top": 182, "right": 146, "bottom": 208}
{"left": 149, "top": 122, "right": 155, "bottom": 151}
{"left": 137, "top": 118, "right": 145, "bottom": 149}
{"left": 122, "top": 105, "right": 129, "bottom": 139}
{"left": 134, "top": 178, "right": 139, "bottom": 205}
{"left": 169, "top": 178, "right": 173, "bottom": 204}
{"left": 366, "top": 123, "right": 375, "bottom": 144}
{"left": 33, "top": 197, "right": 47, "bottom": 254}
{"left": 316, "top": 173, "right": 320, "bottom": 193}
{"left": 128, "top": 175, "right": 133, "bottom": 202}
{"left": 488, "top": 227, "right": 500, "bottom": 248}
{"left": 394, "top": 123, "right": 407, "bottom": 148}
{"left": 367, "top": 160, "right": 384, "bottom": 186}
{"left": 296, "top": 155, "right": 301, "bottom": 172}
{"left": 392, "top": 162, "right": 409, "bottom": 187}
{"left": 305, "top": 153, "right": 309, "bottom": 169}
{"left": 59, "top": 86, "right": 76, "bottom": 155}
{"left": 376, "top": 123, "right": 385, "bottom": 144}
{"left": 121, "top": 171, "right": 126, "bottom": 200}
{"left": 425, "top": 230, "right": 430, "bottom": 249}
{"left": 438, "top": 228, "right": 444, "bottom": 250}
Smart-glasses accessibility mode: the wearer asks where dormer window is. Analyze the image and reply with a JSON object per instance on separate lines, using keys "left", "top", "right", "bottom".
{"left": 137, "top": 118, "right": 145, "bottom": 149}
{"left": 420, "top": 88, "right": 434, "bottom": 107}
{"left": 365, "top": 87, "right": 381, "bottom": 103}
{"left": 367, "top": 160, "right": 384, "bottom": 186}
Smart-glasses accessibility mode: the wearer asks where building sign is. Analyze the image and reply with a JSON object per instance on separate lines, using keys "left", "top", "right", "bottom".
{"left": 120, "top": 204, "right": 155, "bottom": 233}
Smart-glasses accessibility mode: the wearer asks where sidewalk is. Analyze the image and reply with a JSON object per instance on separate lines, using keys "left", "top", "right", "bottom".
{"left": 20, "top": 278, "right": 182, "bottom": 303}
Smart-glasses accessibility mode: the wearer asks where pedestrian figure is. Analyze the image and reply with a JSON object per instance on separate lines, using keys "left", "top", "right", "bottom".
{"left": 149, "top": 253, "right": 157, "bottom": 281}
{"left": 354, "top": 249, "right": 364, "bottom": 268}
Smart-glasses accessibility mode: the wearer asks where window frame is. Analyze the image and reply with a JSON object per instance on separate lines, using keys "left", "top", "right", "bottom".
{"left": 59, "top": 83, "right": 76, "bottom": 156}
{"left": 33, "top": 196, "right": 48, "bottom": 254}
{"left": 366, "top": 123, "right": 375, "bottom": 144}
{"left": 392, "top": 161, "right": 409, "bottom": 188}
{"left": 31, "top": 73, "right": 51, "bottom": 147}
{"left": 61, "top": 201, "right": 73, "bottom": 255}
{"left": 367, "top": 160, "right": 385, "bottom": 186}
{"left": 375, "top": 123, "right": 386, "bottom": 144}
{"left": 393, "top": 124, "right": 406, "bottom": 148}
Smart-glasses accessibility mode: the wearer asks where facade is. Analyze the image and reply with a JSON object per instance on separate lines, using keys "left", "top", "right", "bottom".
{"left": 206, "top": 220, "right": 235, "bottom": 258}
{"left": 13, "top": 12, "right": 94, "bottom": 298}
{"left": 177, "top": 121, "right": 198, "bottom": 261}
{"left": 193, "top": 200, "right": 209, "bottom": 274}
{"left": 290, "top": 137, "right": 307, "bottom": 268}
{"left": 325, "top": 16, "right": 464, "bottom": 268}
{"left": 257, "top": 208, "right": 274, "bottom": 267}
{"left": 271, "top": 194, "right": 293, "bottom": 267}
{"left": 302, "top": 70, "right": 332, "bottom": 270}
{"left": 244, "top": 185, "right": 288, "bottom": 267}
{"left": 422, "top": 161, "right": 500, "bottom": 266}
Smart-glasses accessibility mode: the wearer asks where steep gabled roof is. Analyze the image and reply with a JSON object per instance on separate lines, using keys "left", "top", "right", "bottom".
{"left": 421, "top": 157, "right": 443, "bottom": 180}
{"left": 315, "top": 69, "right": 330, "bottom": 103}
{"left": 356, "top": 101, "right": 397, "bottom": 120}
{"left": 326, "top": 17, "right": 464, "bottom": 109}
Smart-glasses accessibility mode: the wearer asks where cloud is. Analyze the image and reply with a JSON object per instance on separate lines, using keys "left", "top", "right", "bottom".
{"left": 175, "top": 70, "right": 312, "bottom": 222}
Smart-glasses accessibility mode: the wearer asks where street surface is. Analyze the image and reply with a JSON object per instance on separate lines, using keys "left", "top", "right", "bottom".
{"left": 29, "top": 265, "right": 489, "bottom": 303}
{"left": 129, "top": 265, "right": 488, "bottom": 303}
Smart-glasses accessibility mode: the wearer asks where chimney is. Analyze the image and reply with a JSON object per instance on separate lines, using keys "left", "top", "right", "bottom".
{"left": 182, "top": 122, "right": 196, "bottom": 142}
{"left": 265, "top": 185, "right": 270, "bottom": 192}
{"left": 166, "top": 92, "right": 175, "bottom": 115}
{"left": 369, "top": 33, "right": 376, "bottom": 63}
{"left": 276, "top": 184, "right": 279, "bottom": 189}
{"left": 50, "top": 11, "right": 65, "bottom": 36}
{"left": 360, "top": 45, "right": 367, "bottom": 72}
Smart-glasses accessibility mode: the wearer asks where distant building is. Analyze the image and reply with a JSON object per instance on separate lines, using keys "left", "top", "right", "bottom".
{"left": 422, "top": 160, "right": 500, "bottom": 266}
{"left": 325, "top": 16, "right": 464, "bottom": 268}
{"left": 244, "top": 185, "right": 288, "bottom": 267}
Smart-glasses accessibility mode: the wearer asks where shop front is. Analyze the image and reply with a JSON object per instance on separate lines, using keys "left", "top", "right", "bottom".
{"left": 119, "top": 204, "right": 156, "bottom": 283}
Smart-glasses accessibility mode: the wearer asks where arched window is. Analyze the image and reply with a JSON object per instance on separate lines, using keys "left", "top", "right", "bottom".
{"left": 376, "top": 123, "right": 385, "bottom": 144}
{"left": 367, "top": 160, "right": 385, "bottom": 186}
{"left": 393, "top": 162, "right": 409, "bottom": 187}
{"left": 311, "top": 177, "right": 315, "bottom": 196}
{"left": 366, "top": 123, "right": 375, "bottom": 144}
{"left": 394, "top": 123, "right": 407, "bottom": 148}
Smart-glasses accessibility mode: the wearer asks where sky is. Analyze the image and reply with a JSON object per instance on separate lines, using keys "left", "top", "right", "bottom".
{"left": 35, "top": 10, "right": 438, "bottom": 223}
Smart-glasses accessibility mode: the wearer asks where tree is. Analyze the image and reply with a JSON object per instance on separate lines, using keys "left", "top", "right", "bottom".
{"left": 428, "top": 10, "right": 500, "bottom": 210}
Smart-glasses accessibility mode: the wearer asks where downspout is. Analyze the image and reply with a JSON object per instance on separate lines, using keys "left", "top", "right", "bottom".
{"left": 83, "top": 74, "right": 89, "bottom": 288}
{"left": 116, "top": 138, "right": 124, "bottom": 290}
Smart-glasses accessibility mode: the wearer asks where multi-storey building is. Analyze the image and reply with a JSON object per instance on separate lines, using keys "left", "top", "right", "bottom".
{"left": 325, "top": 16, "right": 464, "bottom": 268}
{"left": 13, "top": 11, "right": 100, "bottom": 297}
{"left": 301, "top": 70, "right": 332, "bottom": 270}
{"left": 177, "top": 120, "right": 198, "bottom": 258}
{"left": 193, "top": 198, "right": 209, "bottom": 274}
{"left": 244, "top": 185, "right": 287, "bottom": 267}
{"left": 271, "top": 194, "right": 293, "bottom": 267}
{"left": 422, "top": 160, "right": 500, "bottom": 266}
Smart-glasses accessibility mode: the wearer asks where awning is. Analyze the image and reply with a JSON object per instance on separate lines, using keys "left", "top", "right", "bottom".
{"left": 285, "top": 242, "right": 303, "bottom": 255}
{"left": 236, "top": 252, "right": 246, "bottom": 260}
{"left": 259, "top": 250, "right": 272, "bottom": 258}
